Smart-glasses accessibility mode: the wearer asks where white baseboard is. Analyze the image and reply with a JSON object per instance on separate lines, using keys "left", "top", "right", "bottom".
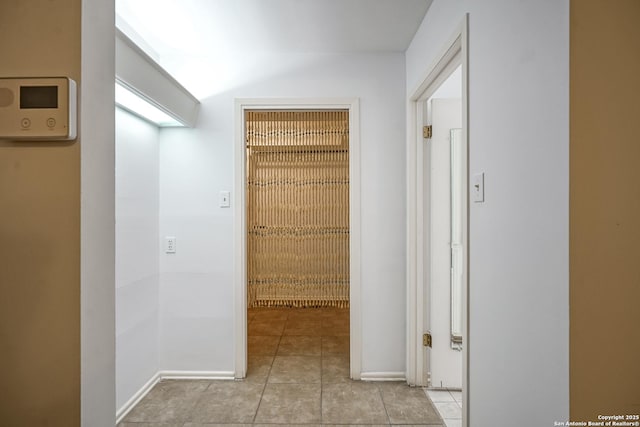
{"left": 360, "top": 372, "right": 406, "bottom": 382}
{"left": 115, "top": 370, "right": 234, "bottom": 424}
{"left": 159, "top": 370, "right": 235, "bottom": 380}
{"left": 116, "top": 372, "right": 160, "bottom": 424}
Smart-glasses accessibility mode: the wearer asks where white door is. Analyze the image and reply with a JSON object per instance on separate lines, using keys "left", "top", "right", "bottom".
{"left": 425, "top": 98, "right": 462, "bottom": 389}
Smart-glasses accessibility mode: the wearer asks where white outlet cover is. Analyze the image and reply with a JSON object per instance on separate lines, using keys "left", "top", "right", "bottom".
{"left": 165, "top": 236, "right": 176, "bottom": 253}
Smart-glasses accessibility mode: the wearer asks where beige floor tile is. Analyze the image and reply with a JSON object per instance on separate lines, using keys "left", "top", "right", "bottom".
{"left": 122, "top": 307, "right": 441, "bottom": 427}
{"left": 283, "top": 321, "right": 323, "bottom": 336}
{"left": 322, "top": 425, "right": 389, "bottom": 427}
{"left": 184, "top": 424, "right": 253, "bottom": 427}
{"left": 322, "top": 315, "right": 349, "bottom": 327}
{"left": 321, "top": 324, "right": 350, "bottom": 336}
{"left": 122, "top": 380, "right": 210, "bottom": 423}
{"left": 322, "top": 355, "right": 350, "bottom": 383}
{"left": 322, "top": 335, "right": 350, "bottom": 355}
{"left": 188, "top": 381, "right": 264, "bottom": 424}
{"left": 248, "top": 319, "right": 286, "bottom": 336}
{"left": 245, "top": 355, "right": 274, "bottom": 383}
{"left": 277, "top": 335, "right": 321, "bottom": 356}
{"left": 286, "top": 316, "right": 322, "bottom": 327}
{"left": 321, "top": 382, "right": 389, "bottom": 424}
{"left": 321, "top": 307, "right": 349, "bottom": 317}
{"left": 286, "top": 316, "right": 321, "bottom": 327}
{"left": 392, "top": 425, "right": 443, "bottom": 427}
{"left": 268, "top": 355, "right": 321, "bottom": 383}
{"left": 251, "top": 309, "right": 289, "bottom": 322}
{"left": 254, "top": 425, "right": 322, "bottom": 427}
{"left": 378, "top": 382, "right": 443, "bottom": 425}
{"left": 254, "top": 383, "right": 321, "bottom": 424}
{"left": 286, "top": 309, "right": 323, "bottom": 322}
{"left": 119, "top": 423, "right": 182, "bottom": 427}
{"left": 248, "top": 335, "right": 280, "bottom": 356}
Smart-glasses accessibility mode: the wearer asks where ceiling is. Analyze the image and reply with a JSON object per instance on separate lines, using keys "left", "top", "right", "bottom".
{"left": 115, "top": 0, "right": 432, "bottom": 98}
{"left": 116, "top": 0, "right": 432, "bottom": 57}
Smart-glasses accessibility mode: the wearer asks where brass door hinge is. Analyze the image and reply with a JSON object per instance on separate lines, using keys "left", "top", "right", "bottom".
{"left": 423, "top": 333, "right": 432, "bottom": 348}
{"left": 423, "top": 125, "right": 432, "bottom": 139}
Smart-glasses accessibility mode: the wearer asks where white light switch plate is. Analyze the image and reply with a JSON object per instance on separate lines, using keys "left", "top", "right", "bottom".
{"left": 220, "top": 191, "right": 230, "bottom": 208}
{"left": 472, "top": 173, "right": 485, "bottom": 203}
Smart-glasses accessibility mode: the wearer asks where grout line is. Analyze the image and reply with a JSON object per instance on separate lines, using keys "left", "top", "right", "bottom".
{"left": 249, "top": 308, "right": 283, "bottom": 424}
{"left": 446, "top": 388, "right": 463, "bottom": 411}
{"left": 376, "top": 381, "right": 392, "bottom": 426}
{"left": 251, "top": 362, "right": 271, "bottom": 424}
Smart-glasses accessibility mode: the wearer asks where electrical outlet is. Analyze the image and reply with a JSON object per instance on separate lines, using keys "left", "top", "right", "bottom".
{"left": 165, "top": 236, "right": 176, "bottom": 253}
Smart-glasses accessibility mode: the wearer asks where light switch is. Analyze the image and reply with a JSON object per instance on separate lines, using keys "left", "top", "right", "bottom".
{"left": 219, "top": 191, "right": 230, "bottom": 208}
{"left": 472, "top": 173, "right": 484, "bottom": 203}
{"left": 165, "top": 236, "right": 176, "bottom": 253}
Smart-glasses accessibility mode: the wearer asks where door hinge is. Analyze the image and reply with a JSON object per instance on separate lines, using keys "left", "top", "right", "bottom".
{"left": 423, "top": 125, "right": 432, "bottom": 139}
{"left": 423, "top": 333, "right": 432, "bottom": 348}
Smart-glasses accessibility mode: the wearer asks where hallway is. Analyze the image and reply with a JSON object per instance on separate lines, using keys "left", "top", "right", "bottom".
{"left": 118, "top": 308, "right": 445, "bottom": 426}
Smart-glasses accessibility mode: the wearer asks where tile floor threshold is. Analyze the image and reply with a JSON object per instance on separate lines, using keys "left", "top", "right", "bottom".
{"left": 119, "top": 308, "right": 446, "bottom": 427}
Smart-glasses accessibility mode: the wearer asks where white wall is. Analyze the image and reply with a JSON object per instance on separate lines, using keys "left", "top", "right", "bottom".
{"left": 81, "top": 0, "right": 116, "bottom": 424}
{"left": 159, "top": 52, "right": 406, "bottom": 374}
{"left": 407, "top": 1, "right": 569, "bottom": 425}
{"left": 115, "top": 108, "right": 160, "bottom": 410}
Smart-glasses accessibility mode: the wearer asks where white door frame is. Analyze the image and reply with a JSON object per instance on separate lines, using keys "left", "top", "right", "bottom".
{"left": 234, "top": 98, "right": 362, "bottom": 380}
{"left": 406, "top": 14, "right": 469, "bottom": 425}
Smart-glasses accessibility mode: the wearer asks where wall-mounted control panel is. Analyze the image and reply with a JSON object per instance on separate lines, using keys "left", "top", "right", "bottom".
{"left": 0, "top": 77, "right": 77, "bottom": 141}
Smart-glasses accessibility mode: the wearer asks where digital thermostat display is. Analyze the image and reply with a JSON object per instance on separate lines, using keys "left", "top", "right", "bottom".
{"left": 0, "top": 77, "right": 77, "bottom": 141}
{"left": 20, "top": 86, "right": 58, "bottom": 109}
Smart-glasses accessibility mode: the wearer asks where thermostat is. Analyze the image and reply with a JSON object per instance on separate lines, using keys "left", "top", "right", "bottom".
{"left": 0, "top": 77, "right": 77, "bottom": 141}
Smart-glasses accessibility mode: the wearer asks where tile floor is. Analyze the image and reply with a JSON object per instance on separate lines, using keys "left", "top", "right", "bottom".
{"left": 425, "top": 389, "right": 462, "bottom": 427}
{"left": 119, "top": 307, "right": 445, "bottom": 426}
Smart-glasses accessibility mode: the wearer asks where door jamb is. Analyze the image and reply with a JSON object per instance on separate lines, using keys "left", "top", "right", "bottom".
{"left": 234, "top": 98, "right": 362, "bottom": 380}
{"left": 406, "top": 14, "right": 469, "bottom": 426}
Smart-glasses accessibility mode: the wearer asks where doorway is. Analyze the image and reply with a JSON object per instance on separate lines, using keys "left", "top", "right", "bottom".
{"left": 245, "top": 111, "right": 350, "bottom": 309}
{"left": 425, "top": 93, "right": 463, "bottom": 390}
{"left": 234, "top": 99, "right": 362, "bottom": 381}
{"left": 244, "top": 110, "right": 351, "bottom": 375}
{"left": 406, "top": 15, "right": 469, "bottom": 427}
